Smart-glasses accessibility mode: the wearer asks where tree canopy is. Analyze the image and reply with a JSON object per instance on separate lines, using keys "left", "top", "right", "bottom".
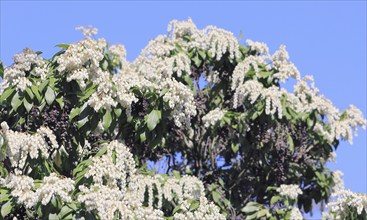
{"left": 0, "top": 19, "right": 366, "bottom": 220}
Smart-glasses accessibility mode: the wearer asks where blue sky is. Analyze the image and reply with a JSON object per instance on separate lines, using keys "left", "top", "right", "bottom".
{"left": 1, "top": 1, "right": 366, "bottom": 218}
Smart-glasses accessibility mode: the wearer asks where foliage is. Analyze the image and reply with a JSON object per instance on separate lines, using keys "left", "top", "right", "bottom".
{"left": 0, "top": 19, "right": 366, "bottom": 219}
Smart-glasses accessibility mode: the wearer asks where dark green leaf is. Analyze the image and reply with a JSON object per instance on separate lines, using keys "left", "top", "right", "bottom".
{"left": 0, "top": 62, "right": 3, "bottom": 79}
{"left": 31, "top": 85, "right": 42, "bottom": 101}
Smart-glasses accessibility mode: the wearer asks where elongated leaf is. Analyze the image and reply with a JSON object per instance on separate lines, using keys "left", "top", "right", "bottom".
{"left": 1, "top": 200, "right": 12, "bottom": 217}
{"left": 270, "top": 195, "right": 280, "bottom": 205}
{"left": 189, "top": 200, "right": 200, "bottom": 211}
{"left": 31, "top": 85, "right": 42, "bottom": 101}
{"left": 23, "top": 98, "right": 33, "bottom": 112}
{"left": 146, "top": 110, "right": 161, "bottom": 131}
{"left": 69, "top": 107, "right": 81, "bottom": 120}
{"left": 241, "top": 205, "right": 260, "bottom": 213}
{"left": 0, "top": 88, "right": 15, "bottom": 103}
{"left": 0, "top": 62, "right": 3, "bottom": 79}
{"left": 11, "top": 93, "right": 22, "bottom": 111}
{"left": 45, "top": 87, "right": 56, "bottom": 105}
{"left": 103, "top": 110, "right": 112, "bottom": 130}
{"left": 25, "top": 87, "right": 34, "bottom": 100}
{"left": 55, "top": 44, "right": 70, "bottom": 49}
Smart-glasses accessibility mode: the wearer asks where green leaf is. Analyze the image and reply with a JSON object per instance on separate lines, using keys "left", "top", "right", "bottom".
{"left": 0, "top": 88, "right": 15, "bottom": 103}
{"left": 59, "top": 205, "right": 74, "bottom": 219}
{"left": 69, "top": 107, "right": 81, "bottom": 120}
{"left": 172, "top": 204, "right": 181, "bottom": 214}
{"left": 189, "top": 200, "right": 200, "bottom": 211}
{"left": 198, "top": 50, "right": 206, "bottom": 60}
{"left": 11, "top": 92, "right": 22, "bottom": 111}
{"left": 192, "top": 53, "right": 202, "bottom": 68}
{"left": 45, "top": 87, "right": 56, "bottom": 105}
{"left": 103, "top": 110, "right": 112, "bottom": 130}
{"left": 270, "top": 195, "right": 280, "bottom": 205}
{"left": 0, "top": 62, "right": 3, "bottom": 79}
{"left": 241, "top": 205, "right": 260, "bottom": 213}
{"left": 77, "top": 117, "right": 88, "bottom": 129}
{"left": 146, "top": 110, "right": 161, "bottom": 131}
{"left": 140, "top": 132, "right": 147, "bottom": 142}
{"left": 1, "top": 200, "right": 13, "bottom": 217}
{"left": 25, "top": 87, "right": 34, "bottom": 100}
{"left": 102, "top": 60, "right": 109, "bottom": 71}
{"left": 23, "top": 98, "right": 33, "bottom": 112}
{"left": 31, "top": 85, "right": 42, "bottom": 101}
{"left": 114, "top": 108, "right": 122, "bottom": 117}
{"left": 49, "top": 213, "right": 59, "bottom": 220}
{"left": 245, "top": 212, "right": 258, "bottom": 220}
{"left": 212, "top": 191, "right": 221, "bottom": 204}
{"left": 0, "top": 193, "right": 10, "bottom": 203}
{"left": 55, "top": 44, "right": 70, "bottom": 49}
{"left": 256, "top": 209, "right": 268, "bottom": 218}
{"left": 258, "top": 71, "right": 272, "bottom": 78}
{"left": 56, "top": 98, "right": 64, "bottom": 109}
{"left": 231, "top": 143, "right": 239, "bottom": 154}
{"left": 288, "top": 135, "right": 294, "bottom": 153}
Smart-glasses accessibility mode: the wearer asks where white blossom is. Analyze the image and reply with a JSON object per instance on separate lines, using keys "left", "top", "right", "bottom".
{"left": 246, "top": 39, "right": 269, "bottom": 55}
{"left": 202, "top": 108, "right": 226, "bottom": 127}
{"left": 205, "top": 25, "right": 241, "bottom": 61}
{"left": 323, "top": 189, "right": 367, "bottom": 219}
{"left": 290, "top": 207, "right": 303, "bottom": 220}
{"left": 277, "top": 184, "right": 303, "bottom": 200}
{"left": 76, "top": 25, "right": 98, "bottom": 37}
{"left": 2, "top": 48, "right": 48, "bottom": 91}
{"left": 35, "top": 173, "right": 75, "bottom": 205}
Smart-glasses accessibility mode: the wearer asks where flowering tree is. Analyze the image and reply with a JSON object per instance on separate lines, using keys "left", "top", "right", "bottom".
{"left": 0, "top": 19, "right": 366, "bottom": 219}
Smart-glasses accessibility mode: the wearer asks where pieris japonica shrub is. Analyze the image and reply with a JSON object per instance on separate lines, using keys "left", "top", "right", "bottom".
{"left": 0, "top": 19, "right": 366, "bottom": 219}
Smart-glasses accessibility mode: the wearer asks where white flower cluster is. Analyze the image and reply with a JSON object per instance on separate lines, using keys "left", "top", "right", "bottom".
{"left": 294, "top": 77, "right": 366, "bottom": 144}
{"left": 233, "top": 80, "right": 284, "bottom": 118}
{"left": 202, "top": 108, "right": 227, "bottom": 127}
{"left": 322, "top": 189, "right": 367, "bottom": 219}
{"left": 1, "top": 173, "right": 74, "bottom": 208}
{"left": 0, "top": 122, "right": 58, "bottom": 174}
{"left": 161, "top": 79, "right": 197, "bottom": 128}
{"left": 84, "top": 140, "right": 136, "bottom": 189}
{"left": 77, "top": 141, "right": 225, "bottom": 220}
{"left": 332, "top": 170, "right": 345, "bottom": 192}
{"left": 246, "top": 40, "right": 269, "bottom": 55}
{"left": 205, "top": 25, "right": 241, "bottom": 61}
{"left": 75, "top": 25, "right": 98, "bottom": 37}
{"left": 232, "top": 47, "right": 365, "bottom": 144}
{"left": 277, "top": 184, "right": 303, "bottom": 200}
{"left": 86, "top": 69, "right": 117, "bottom": 111}
{"left": 109, "top": 44, "right": 127, "bottom": 65}
{"left": 56, "top": 29, "right": 107, "bottom": 89}
{"left": 1, "top": 174, "right": 36, "bottom": 208}
{"left": 2, "top": 48, "right": 48, "bottom": 91}
{"left": 35, "top": 173, "right": 75, "bottom": 205}
{"left": 290, "top": 207, "right": 303, "bottom": 220}
{"left": 272, "top": 45, "right": 300, "bottom": 83}
{"left": 231, "top": 55, "right": 267, "bottom": 90}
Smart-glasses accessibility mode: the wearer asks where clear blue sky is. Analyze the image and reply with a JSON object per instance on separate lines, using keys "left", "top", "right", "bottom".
{"left": 1, "top": 1, "right": 366, "bottom": 219}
